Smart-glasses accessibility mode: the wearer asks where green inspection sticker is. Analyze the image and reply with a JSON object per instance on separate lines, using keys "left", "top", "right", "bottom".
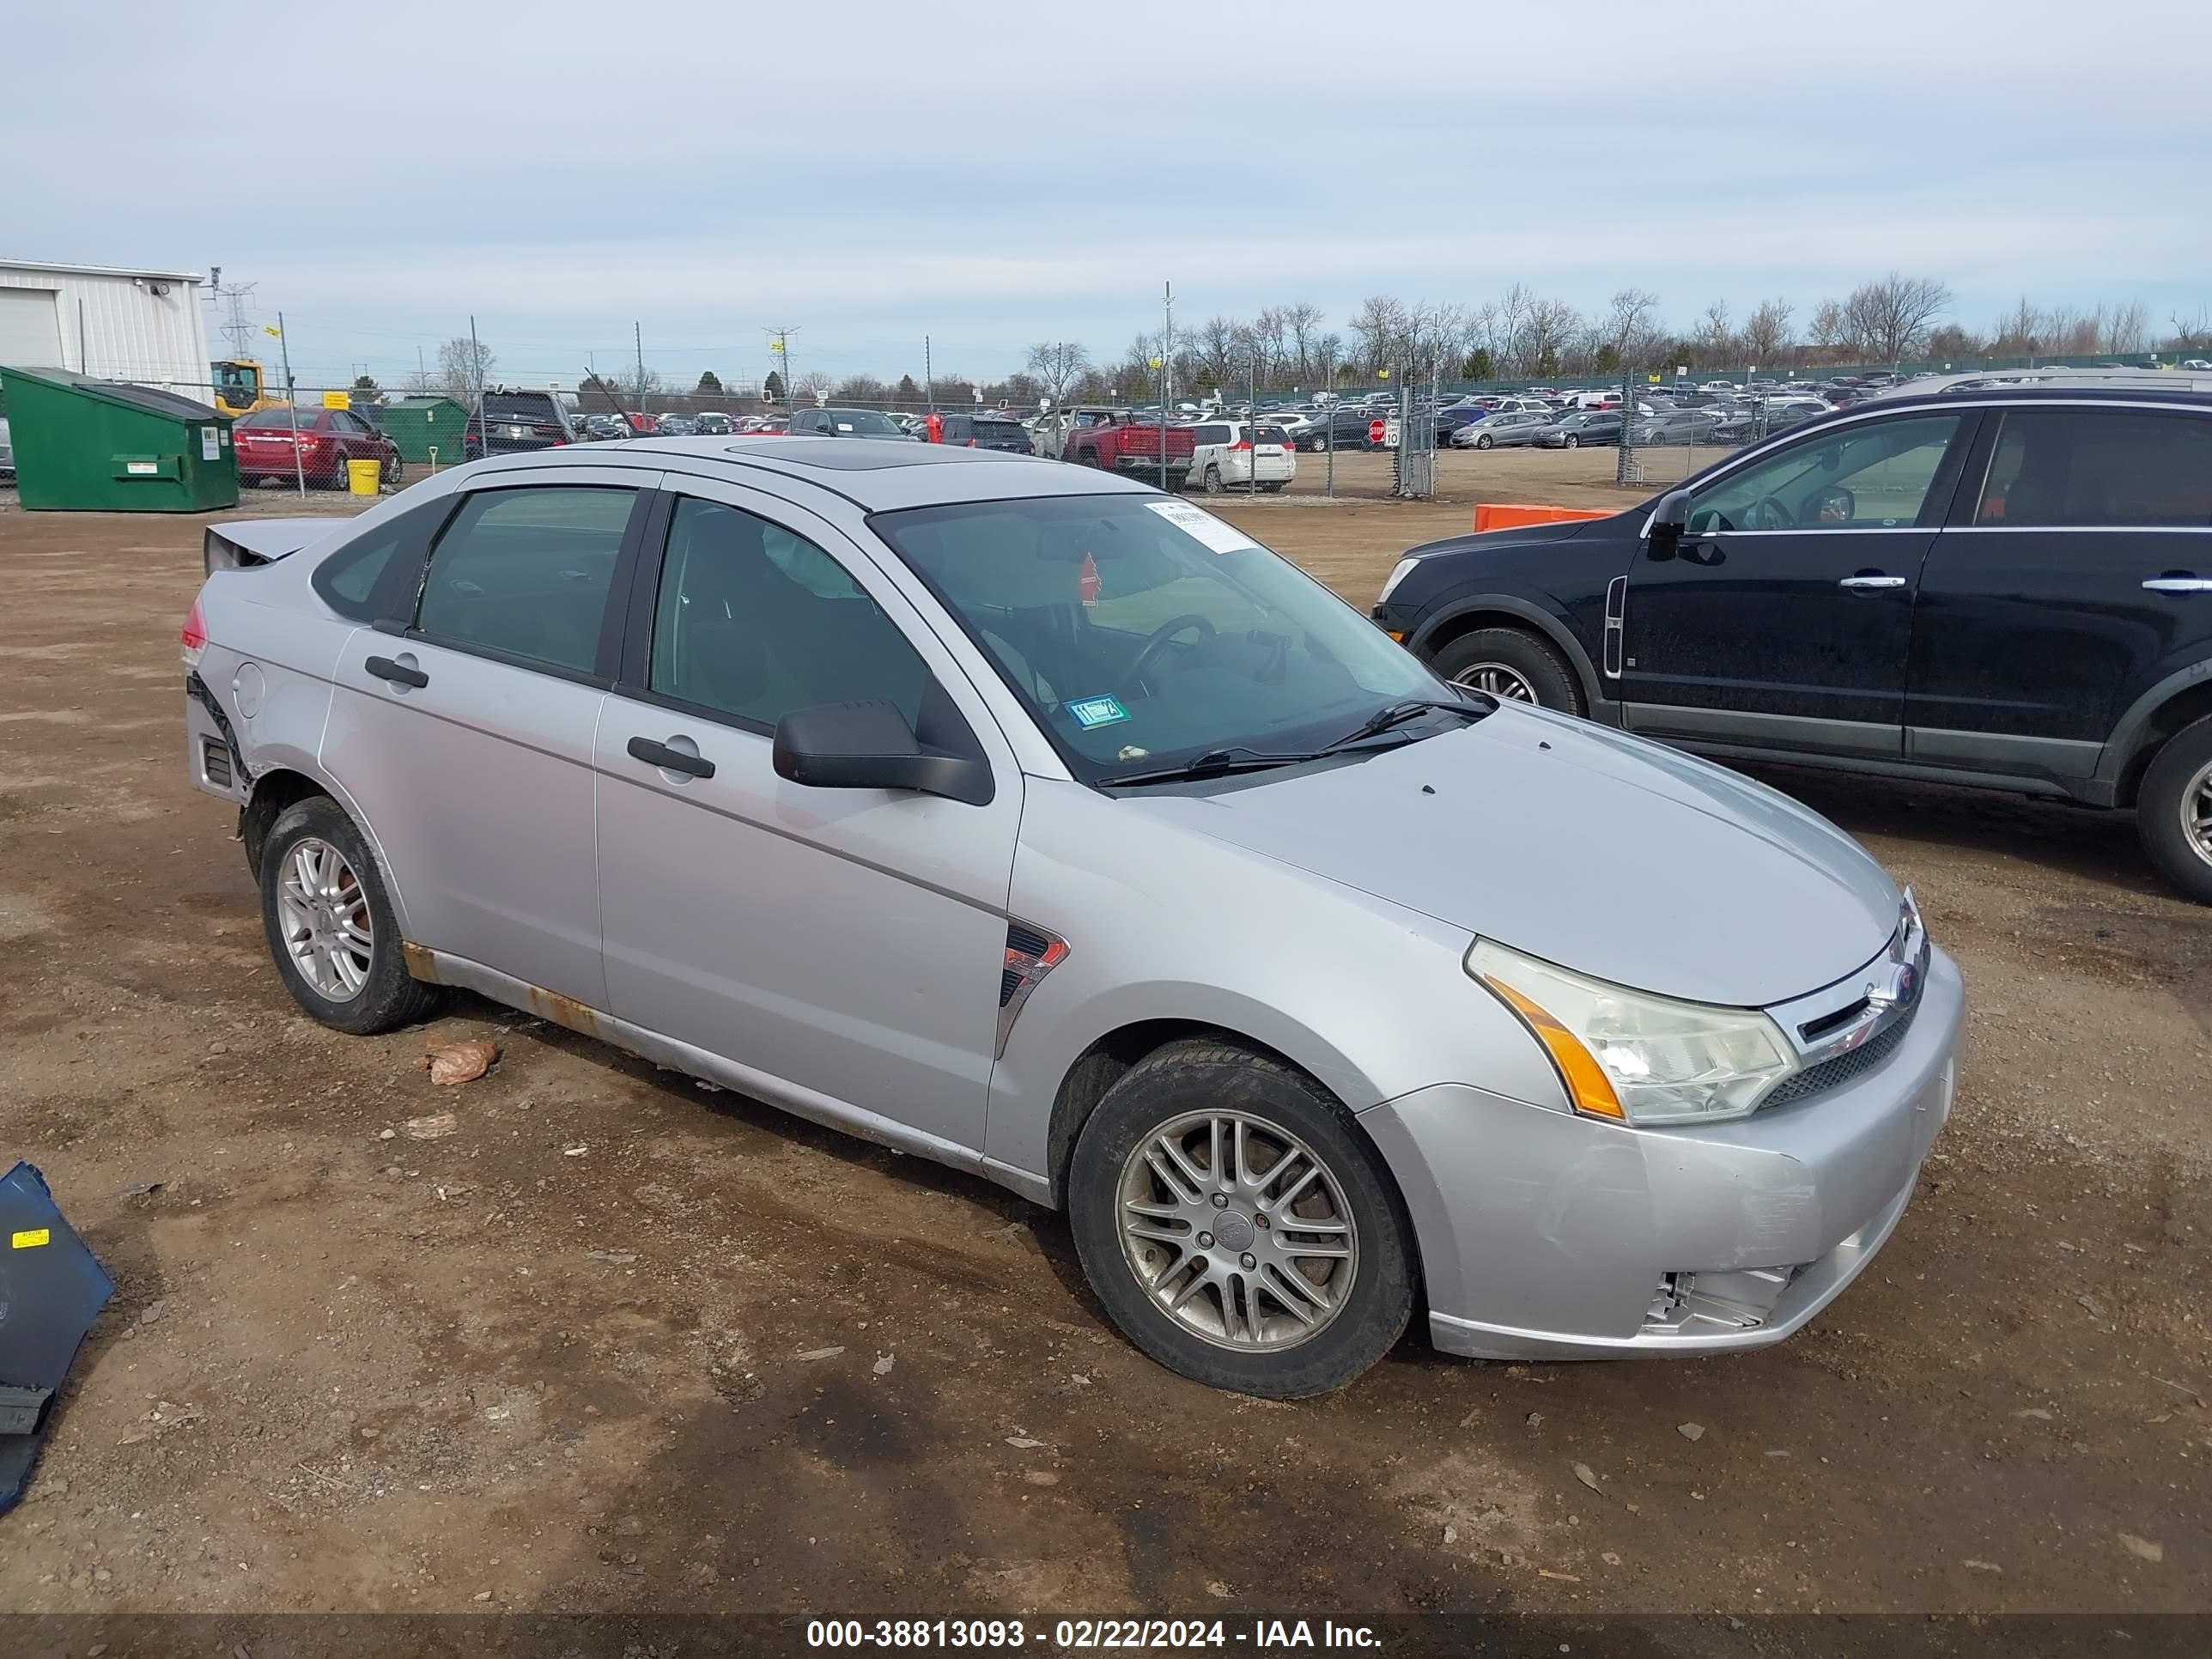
{"left": 1066, "top": 695, "right": 1130, "bottom": 730}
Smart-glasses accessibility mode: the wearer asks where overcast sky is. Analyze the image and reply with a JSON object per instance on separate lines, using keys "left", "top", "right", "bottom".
{"left": 8, "top": 2, "right": 2209, "bottom": 391}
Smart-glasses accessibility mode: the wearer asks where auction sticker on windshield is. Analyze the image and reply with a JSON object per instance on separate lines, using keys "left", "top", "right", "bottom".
{"left": 1146, "top": 500, "right": 1260, "bottom": 554}
{"left": 1067, "top": 695, "right": 1130, "bottom": 729}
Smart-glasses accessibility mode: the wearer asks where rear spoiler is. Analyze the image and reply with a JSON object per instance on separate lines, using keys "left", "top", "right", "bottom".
{"left": 203, "top": 518, "right": 334, "bottom": 575}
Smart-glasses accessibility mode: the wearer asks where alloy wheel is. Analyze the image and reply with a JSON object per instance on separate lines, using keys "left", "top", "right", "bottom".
{"left": 1115, "top": 1109, "right": 1359, "bottom": 1351}
{"left": 276, "top": 836, "right": 374, "bottom": 1000}
{"left": 1452, "top": 662, "right": 1537, "bottom": 701}
{"left": 2185, "top": 757, "right": 2212, "bottom": 865}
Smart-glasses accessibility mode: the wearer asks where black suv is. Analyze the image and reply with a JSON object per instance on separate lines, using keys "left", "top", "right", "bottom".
{"left": 934, "top": 413, "right": 1034, "bottom": 454}
{"left": 1372, "top": 386, "right": 2212, "bottom": 900}
{"left": 463, "top": 389, "right": 579, "bottom": 459}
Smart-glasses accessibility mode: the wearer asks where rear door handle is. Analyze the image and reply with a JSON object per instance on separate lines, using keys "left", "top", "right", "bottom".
{"left": 2142, "top": 575, "right": 2212, "bottom": 593}
{"left": 364, "top": 655, "right": 428, "bottom": 688}
{"left": 1838, "top": 574, "right": 1907, "bottom": 592}
{"left": 627, "top": 735, "right": 715, "bottom": 780}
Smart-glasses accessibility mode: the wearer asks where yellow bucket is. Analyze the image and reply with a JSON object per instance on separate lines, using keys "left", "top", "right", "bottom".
{"left": 346, "top": 458, "right": 381, "bottom": 496}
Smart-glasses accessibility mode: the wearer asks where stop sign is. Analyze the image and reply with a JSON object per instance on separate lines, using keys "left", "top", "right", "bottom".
{"left": 1368, "top": 418, "right": 1386, "bottom": 445}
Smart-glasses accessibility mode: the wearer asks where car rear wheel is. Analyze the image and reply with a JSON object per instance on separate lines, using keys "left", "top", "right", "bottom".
{"left": 2137, "top": 718, "right": 2212, "bottom": 904}
{"left": 1430, "top": 627, "right": 1583, "bottom": 714}
{"left": 1202, "top": 464, "right": 1224, "bottom": 495}
{"left": 259, "top": 797, "right": 445, "bottom": 1035}
{"left": 1067, "top": 1039, "right": 1414, "bottom": 1398}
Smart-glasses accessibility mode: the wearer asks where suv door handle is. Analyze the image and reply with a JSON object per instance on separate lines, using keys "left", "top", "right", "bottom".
{"left": 2142, "top": 575, "right": 2212, "bottom": 593}
{"left": 627, "top": 735, "right": 715, "bottom": 780}
{"left": 364, "top": 655, "right": 428, "bottom": 689}
{"left": 1838, "top": 574, "right": 1907, "bottom": 592}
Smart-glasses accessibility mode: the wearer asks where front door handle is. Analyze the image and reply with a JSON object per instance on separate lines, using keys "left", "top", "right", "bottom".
{"left": 1838, "top": 573, "right": 1907, "bottom": 592}
{"left": 364, "top": 654, "right": 428, "bottom": 688}
{"left": 2142, "top": 575, "right": 2212, "bottom": 593}
{"left": 627, "top": 735, "right": 715, "bottom": 780}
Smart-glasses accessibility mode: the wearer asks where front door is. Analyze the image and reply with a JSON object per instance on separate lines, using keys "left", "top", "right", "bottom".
{"left": 1907, "top": 404, "right": 2212, "bottom": 775}
{"left": 1620, "top": 410, "right": 1971, "bottom": 758}
{"left": 593, "top": 482, "right": 1023, "bottom": 1156}
{"left": 324, "top": 473, "right": 649, "bottom": 1006}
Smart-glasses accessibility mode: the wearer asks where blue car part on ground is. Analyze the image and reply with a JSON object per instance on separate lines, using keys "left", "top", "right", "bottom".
{"left": 0, "top": 1161, "right": 113, "bottom": 1514}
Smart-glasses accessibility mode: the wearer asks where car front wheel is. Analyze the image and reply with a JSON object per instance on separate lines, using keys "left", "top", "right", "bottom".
{"left": 1067, "top": 1040, "right": 1414, "bottom": 1398}
{"left": 2138, "top": 717, "right": 2212, "bottom": 903}
{"left": 1430, "top": 626, "right": 1583, "bottom": 714}
{"left": 259, "top": 796, "right": 445, "bottom": 1034}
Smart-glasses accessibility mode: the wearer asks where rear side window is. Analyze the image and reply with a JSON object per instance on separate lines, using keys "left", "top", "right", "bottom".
{"left": 311, "top": 496, "right": 453, "bottom": 622}
{"left": 416, "top": 486, "right": 635, "bottom": 675}
{"left": 1975, "top": 409, "right": 2212, "bottom": 527}
{"left": 1194, "top": 424, "right": 1231, "bottom": 446}
{"left": 975, "top": 421, "right": 1026, "bottom": 441}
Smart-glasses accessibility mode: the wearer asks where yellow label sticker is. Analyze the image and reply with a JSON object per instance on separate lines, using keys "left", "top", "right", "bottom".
{"left": 11, "top": 1228, "right": 51, "bottom": 1249}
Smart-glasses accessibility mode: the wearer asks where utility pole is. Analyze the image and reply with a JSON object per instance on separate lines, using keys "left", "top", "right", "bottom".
{"left": 634, "top": 321, "right": 647, "bottom": 421}
{"left": 471, "top": 313, "right": 486, "bottom": 464}
{"left": 1160, "top": 280, "right": 1175, "bottom": 491}
{"left": 924, "top": 334, "right": 933, "bottom": 412}
{"left": 276, "top": 311, "right": 306, "bottom": 497}
{"left": 763, "top": 325, "right": 800, "bottom": 404}
{"left": 208, "top": 268, "right": 258, "bottom": 364}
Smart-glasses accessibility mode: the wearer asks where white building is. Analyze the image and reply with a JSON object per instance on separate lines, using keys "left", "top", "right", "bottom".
{"left": 0, "top": 258, "right": 212, "bottom": 392}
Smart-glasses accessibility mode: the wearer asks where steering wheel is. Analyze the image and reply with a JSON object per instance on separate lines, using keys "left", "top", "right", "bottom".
{"left": 1748, "top": 495, "right": 1795, "bottom": 531}
{"left": 1121, "top": 614, "right": 1216, "bottom": 693}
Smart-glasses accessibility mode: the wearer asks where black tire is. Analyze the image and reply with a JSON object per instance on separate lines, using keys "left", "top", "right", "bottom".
{"left": 1068, "top": 1040, "right": 1415, "bottom": 1397}
{"left": 259, "top": 796, "right": 445, "bottom": 1036}
{"left": 1201, "top": 464, "right": 1224, "bottom": 495}
{"left": 1474, "top": 433, "right": 1493, "bottom": 449}
{"left": 1429, "top": 626, "right": 1584, "bottom": 714}
{"left": 1564, "top": 434, "right": 1580, "bottom": 449}
{"left": 2137, "top": 717, "right": 2212, "bottom": 903}
{"left": 382, "top": 451, "right": 404, "bottom": 488}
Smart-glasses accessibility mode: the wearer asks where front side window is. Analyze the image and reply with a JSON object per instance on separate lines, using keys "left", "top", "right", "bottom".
{"left": 872, "top": 495, "right": 1443, "bottom": 784}
{"left": 1976, "top": 409, "right": 2212, "bottom": 527}
{"left": 647, "top": 497, "right": 929, "bottom": 730}
{"left": 1689, "top": 413, "right": 1961, "bottom": 533}
{"left": 416, "top": 486, "right": 635, "bottom": 674}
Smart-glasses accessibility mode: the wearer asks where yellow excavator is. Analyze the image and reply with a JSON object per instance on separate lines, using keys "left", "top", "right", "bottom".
{"left": 210, "top": 360, "right": 280, "bottom": 417}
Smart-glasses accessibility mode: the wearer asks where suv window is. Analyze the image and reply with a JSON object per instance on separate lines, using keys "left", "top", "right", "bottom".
{"left": 647, "top": 496, "right": 928, "bottom": 730}
{"left": 1975, "top": 409, "right": 2212, "bottom": 527}
{"left": 1194, "top": 424, "right": 1231, "bottom": 447}
{"left": 416, "top": 486, "right": 635, "bottom": 674}
{"left": 1689, "top": 413, "right": 1961, "bottom": 532}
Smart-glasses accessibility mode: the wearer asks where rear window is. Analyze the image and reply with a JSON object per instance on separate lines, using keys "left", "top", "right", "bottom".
{"left": 1976, "top": 409, "right": 2212, "bottom": 528}
{"left": 483, "top": 394, "right": 562, "bottom": 422}
{"left": 1255, "top": 426, "right": 1291, "bottom": 447}
{"left": 240, "top": 409, "right": 319, "bottom": 430}
{"left": 975, "top": 421, "right": 1026, "bottom": 441}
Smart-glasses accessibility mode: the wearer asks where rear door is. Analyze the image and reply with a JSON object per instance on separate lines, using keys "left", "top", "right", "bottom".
{"left": 325, "top": 471, "right": 654, "bottom": 1006}
{"left": 592, "top": 478, "right": 1023, "bottom": 1154}
{"left": 1906, "top": 404, "right": 2212, "bottom": 777}
{"left": 1621, "top": 410, "right": 1972, "bottom": 757}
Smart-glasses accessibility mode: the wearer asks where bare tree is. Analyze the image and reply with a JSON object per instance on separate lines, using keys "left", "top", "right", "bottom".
{"left": 1280, "top": 302, "right": 1324, "bottom": 386}
{"left": 1193, "top": 316, "right": 1243, "bottom": 393}
{"left": 1844, "top": 273, "right": 1953, "bottom": 365}
{"left": 438, "top": 336, "right": 495, "bottom": 404}
{"left": 832, "top": 374, "right": 889, "bottom": 403}
{"left": 1808, "top": 299, "right": 1850, "bottom": 362}
{"left": 1692, "top": 301, "right": 1737, "bottom": 367}
{"left": 1741, "top": 298, "right": 1794, "bottom": 366}
{"left": 2168, "top": 307, "right": 2212, "bottom": 354}
{"left": 2105, "top": 301, "right": 2149, "bottom": 355}
{"left": 1518, "top": 300, "right": 1582, "bottom": 377}
{"left": 1024, "top": 341, "right": 1092, "bottom": 406}
{"left": 791, "top": 370, "right": 833, "bottom": 405}
{"left": 1346, "top": 295, "right": 1408, "bottom": 375}
{"left": 1600, "top": 288, "right": 1662, "bottom": 370}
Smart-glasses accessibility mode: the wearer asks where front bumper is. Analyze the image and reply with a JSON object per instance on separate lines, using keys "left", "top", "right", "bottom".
{"left": 1359, "top": 945, "right": 1963, "bottom": 1360}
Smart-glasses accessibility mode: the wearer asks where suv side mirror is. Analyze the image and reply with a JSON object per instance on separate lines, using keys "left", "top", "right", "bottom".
{"left": 773, "top": 699, "right": 994, "bottom": 807}
{"left": 1648, "top": 489, "right": 1692, "bottom": 561}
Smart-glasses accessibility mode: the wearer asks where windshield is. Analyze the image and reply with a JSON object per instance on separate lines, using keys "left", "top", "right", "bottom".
{"left": 872, "top": 494, "right": 1448, "bottom": 785}
{"left": 827, "top": 409, "right": 903, "bottom": 435}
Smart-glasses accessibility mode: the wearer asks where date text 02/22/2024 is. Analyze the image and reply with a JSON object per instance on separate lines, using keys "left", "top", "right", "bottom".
{"left": 803, "top": 1619, "right": 1383, "bottom": 1650}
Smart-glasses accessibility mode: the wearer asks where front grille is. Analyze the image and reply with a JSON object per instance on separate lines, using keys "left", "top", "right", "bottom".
{"left": 1764, "top": 1005, "right": 1917, "bottom": 1109}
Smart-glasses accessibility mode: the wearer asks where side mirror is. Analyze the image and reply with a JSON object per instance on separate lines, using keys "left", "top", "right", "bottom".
{"left": 773, "top": 699, "right": 994, "bottom": 807}
{"left": 1648, "top": 489, "right": 1692, "bottom": 561}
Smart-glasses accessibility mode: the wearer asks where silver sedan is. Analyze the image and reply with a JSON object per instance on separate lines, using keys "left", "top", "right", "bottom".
{"left": 183, "top": 439, "right": 1960, "bottom": 1396}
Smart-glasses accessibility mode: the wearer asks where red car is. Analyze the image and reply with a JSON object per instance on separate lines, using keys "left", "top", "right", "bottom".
{"left": 233, "top": 407, "right": 401, "bottom": 490}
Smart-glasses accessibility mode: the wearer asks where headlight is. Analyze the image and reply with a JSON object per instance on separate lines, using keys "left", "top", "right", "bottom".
{"left": 1468, "top": 939, "right": 1800, "bottom": 1126}
{"left": 1376, "top": 556, "right": 1422, "bottom": 605}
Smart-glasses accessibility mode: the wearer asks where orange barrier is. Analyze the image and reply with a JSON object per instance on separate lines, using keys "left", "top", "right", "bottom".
{"left": 1474, "top": 503, "right": 1614, "bottom": 534}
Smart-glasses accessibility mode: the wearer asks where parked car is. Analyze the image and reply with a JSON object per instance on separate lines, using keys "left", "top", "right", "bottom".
{"left": 464, "top": 390, "right": 579, "bottom": 459}
{"left": 1628, "top": 409, "right": 1724, "bottom": 446}
{"left": 787, "top": 407, "right": 914, "bottom": 440}
{"left": 927, "top": 413, "right": 1035, "bottom": 454}
{"left": 657, "top": 416, "right": 697, "bottom": 438}
{"left": 234, "top": 406, "right": 401, "bottom": 489}
{"left": 1534, "top": 410, "right": 1622, "bottom": 449}
{"left": 1036, "top": 407, "right": 1196, "bottom": 485}
{"left": 1708, "top": 398, "right": 1830, "bottom": 443}
{"left": 582, "top": 415, "right": 629, "bottom": 442}
{"left": 1296, "top": 407, "right": 1386, "bottom": 453}
{"left": 1371, "top": 385, "right": 2212, "bottom": 901}
{"left": 1452, "top": 410, "right": 1553, "bottom": 450}
{"left": 1186, "top": 420, "right": 1296, "bottom": 493}
{"left": 695, "top": 412, "right": 734, "bottom": 435}
{"left": 181, "top": 435, "right": 1960, "bottom": 1395}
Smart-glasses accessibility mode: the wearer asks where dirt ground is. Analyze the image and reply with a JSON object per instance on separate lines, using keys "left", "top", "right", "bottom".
{"left": 1, "top": 466, "right": 2207, "bottom": 1630}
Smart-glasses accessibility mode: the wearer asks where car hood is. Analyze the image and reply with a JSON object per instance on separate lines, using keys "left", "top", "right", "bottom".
{"left": 1120, "top": 707, "right": 1899, "bottom": 1007}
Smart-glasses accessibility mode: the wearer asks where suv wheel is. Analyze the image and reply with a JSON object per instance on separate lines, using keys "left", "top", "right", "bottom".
{"left": 1430, "top": 627, "right": 1583, "bottom": 714}
{"left": 1202, "top": 464, "right": 1224, "bottom": 495}
{"left": 259, "top": 797, "right": 444, "bottom": 1034}
{"left": 1067, "top": 1040, "right": 1414, "bottom": 1398}
{"left": 2137, "top": 717, "right": 2212, "bottom": 903}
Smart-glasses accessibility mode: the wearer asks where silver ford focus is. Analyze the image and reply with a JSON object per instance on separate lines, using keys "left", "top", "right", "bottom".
{"left": 182, "top": 437, "right": 1960, "bottom": 1397}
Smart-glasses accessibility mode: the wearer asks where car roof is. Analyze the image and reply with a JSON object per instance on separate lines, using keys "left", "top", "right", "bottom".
{"left": 1867, "top": 368, "right": 2212, "bottom": 401}
{"left": 1852, "top": 383, "right": 2212, "bottom": 414}
{"left": 475, "top": 434, "right": 1148, "bottom": 511}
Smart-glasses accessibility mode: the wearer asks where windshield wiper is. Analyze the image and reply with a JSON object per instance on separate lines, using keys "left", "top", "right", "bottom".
{"left": 1109, "top": 747, "right": 1316, "bottom": 787}
{"left": 1315, "top": 696, "right": 1487, "bottom": 756}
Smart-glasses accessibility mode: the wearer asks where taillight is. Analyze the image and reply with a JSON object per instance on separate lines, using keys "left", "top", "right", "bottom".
{"left": 965, "top": 438, "right": 977, "bottom": 447}
{"left": 1229, "top": 441, "right": 1253, "bottom": 451}
{"left": 181, "top": 595, "right": 208, "bottom": 669}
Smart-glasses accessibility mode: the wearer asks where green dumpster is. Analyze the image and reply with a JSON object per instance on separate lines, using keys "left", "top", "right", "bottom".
{"left": 377, "top": 395, "right": 469, "bottom": 468}
{"left": 0, "top": 367, "right": 237, "bottom": 513}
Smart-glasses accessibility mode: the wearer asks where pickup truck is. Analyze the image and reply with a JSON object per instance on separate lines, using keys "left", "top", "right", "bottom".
{"left": 1037, "top": 407, "right": 1194, "bottom": 486}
